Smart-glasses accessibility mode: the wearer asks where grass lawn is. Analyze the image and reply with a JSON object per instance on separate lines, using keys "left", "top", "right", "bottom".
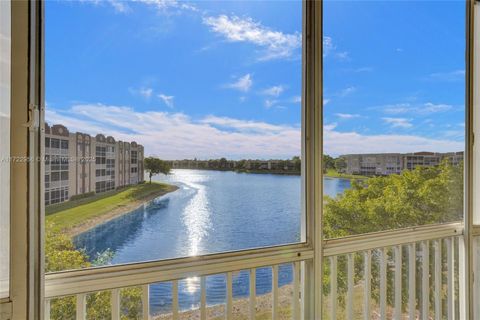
{"left": 46, "top": 182, "right": 178, "bottom": 232}
{"left": 324, "top": 169, "right": 369, "bottom": 180}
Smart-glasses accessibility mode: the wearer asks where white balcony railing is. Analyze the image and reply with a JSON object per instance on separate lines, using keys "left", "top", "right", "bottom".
{"left": 44, "top": 246, "right": 312, "bottom": 319}
{"left": 44, "top": 223, "right": 465, "bottom": 319}
{"left": 323, "top": 223, "right": 463, "bottom": 320}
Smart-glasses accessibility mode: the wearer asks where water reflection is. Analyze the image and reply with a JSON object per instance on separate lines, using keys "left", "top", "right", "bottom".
{"left": 73, "top": 198, "right": 170, "bottom": 260}
{"left": 181, "top": 173, "right": 212, "bottom": 256}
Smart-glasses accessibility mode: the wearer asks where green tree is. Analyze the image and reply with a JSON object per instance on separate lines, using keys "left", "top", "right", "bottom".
{"left": 323, "top": 155, "right": 335, "bottom": 172}
{"left": 144, "top": 157, "right": 171, "bottom": 183}
{"left": 334, "top": 157, "right": 347, "bottom": 172}
{"left": 292, "top": 156, "right": 301, "bottom": 172}
{"left": 322, "top": 160, "right": 463, "bottom": 310}
{"left": 46, "top": 223, "right": 144, "bottom": 319}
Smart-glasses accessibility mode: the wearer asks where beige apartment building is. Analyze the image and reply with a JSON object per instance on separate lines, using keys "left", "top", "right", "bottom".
{"left": 44, "top": 123, "right": 144, "bottom": 205}
{"left": 342, "top": 151, "right": 464, "bottom": 176}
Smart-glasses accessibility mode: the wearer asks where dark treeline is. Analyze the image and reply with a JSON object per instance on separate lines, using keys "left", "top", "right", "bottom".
{"left": 166, "top": 155, "right": 344, "bottom": 175}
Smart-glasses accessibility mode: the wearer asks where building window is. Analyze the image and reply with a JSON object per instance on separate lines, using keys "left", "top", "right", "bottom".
{"left": 51, "top": 138, "right": 60, "bottom": 149}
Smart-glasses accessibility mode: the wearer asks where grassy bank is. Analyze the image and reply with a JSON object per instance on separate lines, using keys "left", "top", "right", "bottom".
{"left": 46, "top": 182, "right": 178, "bottom": 236}
{"left": 324, "top": 169, "right": 368, "bottom": 180}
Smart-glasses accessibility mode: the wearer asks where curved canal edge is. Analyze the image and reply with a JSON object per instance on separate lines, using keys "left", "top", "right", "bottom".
{"left": 46, "top": 182, "right": 179, "bottom": 238}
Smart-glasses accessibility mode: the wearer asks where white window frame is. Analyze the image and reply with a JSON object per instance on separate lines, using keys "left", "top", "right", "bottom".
{"left": 40, "top": 0, "right": 323, "bottom": 319}
{"left": 3, "top": 1, "right": 479, "bottom": 319}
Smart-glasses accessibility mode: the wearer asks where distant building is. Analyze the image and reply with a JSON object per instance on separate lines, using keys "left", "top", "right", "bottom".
{"left": 342, "top": 151, "right": 464, "bottom": 176}
{"left": 44, "top": 123, "right": 144, "bottom": 206}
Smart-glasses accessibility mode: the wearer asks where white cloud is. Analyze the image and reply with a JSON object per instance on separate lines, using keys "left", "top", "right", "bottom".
{"left": 46, "top": 104, "right": 300, "bottom": 159}
{"left": 323, "top": 36, "right": 335, "bottom": 57}
{"left": 338, "top": 86, "right": 356, "bottom": 97}
{"left": 381, "top": 102, "right": 452, "bottom": 115}
{"left": 133, "top": 0, "right": 197, "bottom": 12}
{"left": 107, "top": 0, "right": 130, "bottom": 13}
{"left": 292, "top": 96, "right": 302, "bottom": 104}
{"left": 224, "top": 74, "right": 253, "bottom": 92}
{"left": 81, "top": 0, "right": 131, "bottom": 13}
{"left": 85, "top": 0, "right": 197, "bottom": 14}
{"left": 139, "top": 88, "right": 153, "bottom": 99}
{"left": 422, "top": 102, "right": 452, "bottom": 113}
{"left": 264, "top": 99, "right": 278, "bottom": 108}
{"left": 203, "top": 15, "right": 301, "bottom": 61}
{"left": 46, "top": 103, "right": 464, "bottom": 159}
{"left": 350, "top": 67, "right": 373, "bottom": 73}
{"left": 323, "top": 36, "right": 349, "bottom": 60}
{"left": 129, "top": 87, "right": 154, "bottom": 99}
{"left": 323, "top": 98, "right": 330, "bottom": 106}
{"left": 262, "top": 85, "right": 284, "bottom": 97}
{"left": 427, "top": 69, "right": 465, "bottom": 82}
{"left": 380, "top": 103, "right": 412, "bottom": 114}
{"left": 158, "top": 94, "right": 174, "bottom": 108}
{"left": 335, "top": 51, "right": 349, "bottom": 61}
{"left": 382, "top": 117, "right": 413, "bottom": 128}
{"left": 335, "top": 113, "right": 360, "bottom": 119}
{"left": 324, "top": 123, "right": 463, "bottom": 157}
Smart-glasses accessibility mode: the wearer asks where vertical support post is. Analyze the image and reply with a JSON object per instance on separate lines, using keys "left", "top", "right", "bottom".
{"left": 409, "top": 243, "right": 416, "bottom": 319}
{"left": 142, "top": 284, "right": 149, "bottom": 320}
{"left": 300, "top": 260, "right": 315, "bottom": 320}
{"left": 293, "top": 262, "right": 300, "bottom": 320}
{"left": 226, "top": 272, "right": 233, "bottom": 320}
{"left": 330, "top": 256, "right": 337, "bottom": 320}
{"left": 302, "top": 0, "right": 324, "bottom": 318}
{"left": 447, "top": 238, "right": 455, "bottom": 320}
{"left": 380, "top": 248, "right": 387, "bottom": 319}
{"left": 201, "top": 277, "right": 207, "bottom": 320}
{"left": 363, "top": 251, "right": 371, "bottom": 320}
{"left": 465, "top": 0, "right": 476, "bottom": 318}
{"left": 111, "top": 288, "right": 120, "bottom": 320}
{"left": 459, "top": 237, "right": 467, "bottom": 320}
{"left": 44, "top": 299, "right": 50, "bottom": 320}
{"left": 346, "top": 254, "right": 354, "bottom": 320}
{"left": 76, "top": 293, "right": 86, "bottom": 320}
{"left": 172, "top": 280, "right": 179, "bottom": 320}
{"left": 394, "top": 245, "right": 402, "bottom": 320}
{"left": 422, "top": 241, "right": 430, "bottom": 320}
{"left": 473, "top": 237, "right": 480, "bottom": 319}
{"left": 434, "top": 240, "right": 442, "bottom": 320}
{"left": 249, "top": 269, "right": 256, "bottom": 320}
{"left": 272, "top": 265, "right": 279, "bottom": 320}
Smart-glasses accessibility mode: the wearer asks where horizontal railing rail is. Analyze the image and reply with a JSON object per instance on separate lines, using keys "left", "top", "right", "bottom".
{"left": 45, "top": 244, "right": 313, "bottom": 299}
{"left": 323, "top": 222, "right": 463, "bottom": 257}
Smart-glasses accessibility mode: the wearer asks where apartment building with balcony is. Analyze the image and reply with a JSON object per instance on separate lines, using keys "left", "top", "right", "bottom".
{"left": 342, "top": 151, "right": 464, "bottom": 176}
{"left": 44, "top": 123, "right": 144, "bottom": 205}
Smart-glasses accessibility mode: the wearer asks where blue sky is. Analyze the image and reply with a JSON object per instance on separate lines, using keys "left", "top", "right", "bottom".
{"left": 46, "top": 0, "right": 465, "bottom": 159}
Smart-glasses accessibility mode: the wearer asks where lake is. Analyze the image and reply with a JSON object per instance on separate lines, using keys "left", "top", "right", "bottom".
{"left": 74, "top": 169, "right": 351, "bottom": 315}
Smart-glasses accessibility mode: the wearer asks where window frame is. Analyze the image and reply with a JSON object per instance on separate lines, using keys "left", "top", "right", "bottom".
{"left": 40, "top": 1, "right": 322, "bottom": 316}
{"left": 5, "top": 0, "right": 477, "bottom": 319}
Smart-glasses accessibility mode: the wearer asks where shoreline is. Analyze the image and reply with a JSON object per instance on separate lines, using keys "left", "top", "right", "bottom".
{"left": 47, "top": 183, "right": 179, "bottom": 238}
{"left": 69, "top": 185, "right": 179, "bottom": 237}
